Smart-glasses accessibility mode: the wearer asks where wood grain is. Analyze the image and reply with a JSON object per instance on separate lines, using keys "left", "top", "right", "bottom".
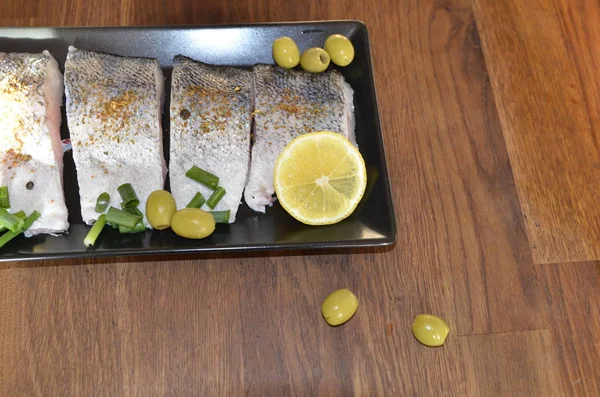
{"left": 541, "top": 262, "right": 600, "bottom": 396}
{"left": 460, "top": 330, "right": 563, "bottom": 396}
{"left": 473, "top": 0, "right": 600, "bottom": 264}
{"left": 0, "top": 0, "right": 598, "bottom": 395}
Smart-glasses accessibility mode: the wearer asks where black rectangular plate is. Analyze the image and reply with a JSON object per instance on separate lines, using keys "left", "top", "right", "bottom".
{"left": 0, "top": 21, "right": 396, "bottom": 261}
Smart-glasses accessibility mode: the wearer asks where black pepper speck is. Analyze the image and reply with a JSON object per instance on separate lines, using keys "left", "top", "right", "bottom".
{"left": 180, "top": 108, "right": 191, "bottom": 120}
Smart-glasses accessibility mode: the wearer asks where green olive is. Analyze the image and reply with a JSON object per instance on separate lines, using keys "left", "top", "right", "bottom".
{"left": 171, "top": 208, "right": 216, "bottom": 239}
{"left": 321, "top": 288, "right": 358, "bottom": 326}
{"left": 300, "top": 47, "right": 330, "bottom": 73}
{"left": 272, "top": 37, "right": 300, "bottom": 69}
{"left": 411, "top": 314, "right": 450, "bottom": 347}
{"left": 324, "top": 34, "right": 355, "bottom": 67}
{"left": 146, "top": 190, "right": 176, "bottom": 230}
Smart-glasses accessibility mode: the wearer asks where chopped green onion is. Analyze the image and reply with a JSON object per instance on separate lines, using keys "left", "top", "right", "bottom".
{"left": 12, "top": 211, "right": 26, "bottom": 219}
{"left": 0, "top": 210, "right": 40, "bottom": 249}
{"left": 117, "top": 183, "right": 139, "bottom": 209}
{"left": 84, "top": 214, "right": 106, "bottom": 247}
{"left": 207, "top": 186, "right": 226, "bottom": 209}
{"left": 211, "top": 210, "right": 230, "bottom": 223}
{"left": 185, "top": 166, "right": 219, "bottom": 190}
{"left": 0, "top": 210, "right": 25, "bottom": 233}
{"left": 106, "top": 206, "right": 141, "bottom": 229}
{"left": 118, "top": 220, "right": 146, "bottom": 234}
{"left": 95, "top": 192, "right": 110, "bottom": 212}
{"left": 119, "top": 206, "right": 145, "bottom": 233}
{"left": 0, "top": 211, "right": 26, "bottom": 233}
{"left": 0, "top": 186, "right": 9, "bottom": 208}
{"left": 186, "top": 192, "right": 206, "bottom": 208}
{"left": 121, "top": 205, "right": 143, "bottom": 217}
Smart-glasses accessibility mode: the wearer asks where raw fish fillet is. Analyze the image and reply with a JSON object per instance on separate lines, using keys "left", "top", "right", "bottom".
{"left": 170, "top": 56, "right": 252, "bottom": 222}
{"left": 64, "top": 47, "right": 166, "bottom": 226}
{"left": 244, "top": 64, "right": 355, "bottom": 213}
{"left": 0, "top": 51, "right": 69, "bottom": 236}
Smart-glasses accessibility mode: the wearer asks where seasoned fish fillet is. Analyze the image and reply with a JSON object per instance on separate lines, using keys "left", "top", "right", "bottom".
{"left": 244, "top": 65, "right": 356, "bottom": 212}
{"left": 0, "top": 51, "right": 69, "bottom": 236}
{"left": 244, "top": 64, "right": 355, "bottom": 213}
{"left": 64, "top": 47, "right": 166, "bottom": 226}
{"left": 170, "top": 56, "right": 252, "bottom": 223}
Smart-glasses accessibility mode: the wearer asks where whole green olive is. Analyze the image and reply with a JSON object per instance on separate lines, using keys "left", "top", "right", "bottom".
{"left": 411, "top": 314, "right": 450, "bottom": 347}
{"left": 321, "top": 288, "right": 358, "bottom": 326}
{"left": 146, "top": 190, "right": 176, "bottom": 230}
{"left": 272, "top": 37, "right": 301, "bottom": 69}
{"left": 300, "top": 47, "right": 330, "bottom": 73}
{"left": 171, "top": 208, "right": 216, "bottom": 239}
{"left": 324, "top": 34, "right": 355, "bottom": 67}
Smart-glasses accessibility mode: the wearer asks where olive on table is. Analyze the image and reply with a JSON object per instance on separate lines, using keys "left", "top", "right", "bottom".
{"left": 300, "top": 47, "right": 330, "bottom": 73}
{"left": 272, "top": 36, "right": 301, "bottom": 69}
{"left": 324, "top": 34, "right": 355, "bottom": 67}
{"left": 411, "top": 314, "right": 450, "bottom": 347}
{"left": 146, "top": 190, "right": 176, "bottom": 230}
{"left": 321, "top": 288, "right": 359, "bottom": 326}
{"left": 171, "top": 208, "right": 215, "bottom": 239}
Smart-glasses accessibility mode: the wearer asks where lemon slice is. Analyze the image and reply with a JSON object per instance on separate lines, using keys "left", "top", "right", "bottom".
{"left": 274, "top": 131, "right": 367, "bottom": 225}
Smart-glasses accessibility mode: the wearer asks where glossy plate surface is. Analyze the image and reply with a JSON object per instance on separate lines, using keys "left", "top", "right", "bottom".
{"left": 0, "top": 21, "right": 396, "bottom": 261}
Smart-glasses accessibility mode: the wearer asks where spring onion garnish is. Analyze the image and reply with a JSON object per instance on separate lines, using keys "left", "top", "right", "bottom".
{"left": 118, "top": 207, "right": 145, "bottom": 233}
{"left": 0, "top": 211, "right": 26, "bottom": 233}
{"left": 118, "top": 220, "right": 146, "bottom": 234}
{"left": 186, "top": 192, "right": 206, "bottom": 208}
{"left": 211, "top": 210, "right": 230, "bottom": 223}
{"left": 117, "top": 183, "right": 139, "bottom": 209}
{"left": 12, "top": 211, "right": 26, "bottom": 219}
{"left": 95, "top": 192, "right": 110, "bottom": 213}
{"left": 122, "top": 205, "right": 143, "bottom": 217}
{"left": 185, "top": 166, "right": 219, "bottom": 190}
{"left": 106, "top": 206, "right": 141, "bottom": 229}
{"left": 0, "top": 210, "right": 40, "bottom": 249}
{"left": 84, "top": 214, "right": 106, "bottom": 247}
{"left": 206, "top": 186, "right": 226, "bottom": 209}
{"left": 0, "top": 186, "right": 9, "bottom": 209}
{"left": 0, "top": 210, "right": 25, "bottom": 233}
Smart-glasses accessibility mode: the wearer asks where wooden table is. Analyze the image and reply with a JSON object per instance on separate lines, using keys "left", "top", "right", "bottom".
{"left": 1, "top": 0, "right": 599, "bottom": 395}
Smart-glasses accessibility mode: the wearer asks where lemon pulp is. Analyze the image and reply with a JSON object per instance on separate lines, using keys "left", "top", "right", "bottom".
{"left": 273, "top": 131, "right": 366, "bottom": 225}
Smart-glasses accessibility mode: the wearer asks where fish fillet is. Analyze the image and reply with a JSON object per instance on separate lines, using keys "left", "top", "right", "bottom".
{"left": 170, "top": 56, "right": 252, "bottom": 222}
{"left": 64, "top": 47, "right": 166, "bottom": 226}
{"left": 0, "top": 51, "right": 69, "bottom": 236}
{"left": 244, "top": 64, "right": 355, "bottom": 213}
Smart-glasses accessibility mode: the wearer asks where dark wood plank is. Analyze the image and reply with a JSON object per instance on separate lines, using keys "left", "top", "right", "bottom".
{"left": 473, "top": 0, "right": 600, "bottom": 264}
{"left": 385, "top": 1, "right": 545, "bottom": 335}
{"left": 460, "top": 330, "right": 564, "bottom": 396}
{"left": 1, "top": 259, "right": 245, "bottom": 396}
{"left": 542, "top": 262, "right": 600, "bottom": 396}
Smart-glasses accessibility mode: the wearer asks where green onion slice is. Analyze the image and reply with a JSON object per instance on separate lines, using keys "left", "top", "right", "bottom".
{"left": 186, "top": 192, "right": 206, "bottom": 208}
{"left": 185, "top": 166, "right": 219, "bottom": 190}
{"left": 106, "top": 206, "right": 141, "bottom": 229}
{"left": 211, "top": 210, "right": 230, "bottom": 223}
{"left": 0, "top": 210, "right": 40, "bottom": 249}
{"left": 207, "top": 186, "right": 226, "bottom": 209}
{"left": 117, "top": 183, "right": 139, "bottom": 209}
{"left": 84, "top": 214, "right": 107, "bottom": 247}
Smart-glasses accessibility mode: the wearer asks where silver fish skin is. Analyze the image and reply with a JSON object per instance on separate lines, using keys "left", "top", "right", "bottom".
{"left": 169, "top": 56, "right": 252, "bottom": 222}
{"left": 64, "top": 47, "right": 166, "bottom": 226}
{"left": 0, "top": 51, "right": 69, "bottom": 236}
{"left": 244, "top": 64, "right": 355, "bottom": 213}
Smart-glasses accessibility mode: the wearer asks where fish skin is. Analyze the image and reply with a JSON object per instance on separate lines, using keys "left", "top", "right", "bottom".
{"left": 169, "top": 55, "right": 252, "bottom": 222}
{"left": 0, "top": 51, "right": 69, "bottom": 236}
{"left": 64, "top": 47, "right": 166, "bottom": 226}
{"left": 244, "top": 64, "right": 355, "bottom": 213}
